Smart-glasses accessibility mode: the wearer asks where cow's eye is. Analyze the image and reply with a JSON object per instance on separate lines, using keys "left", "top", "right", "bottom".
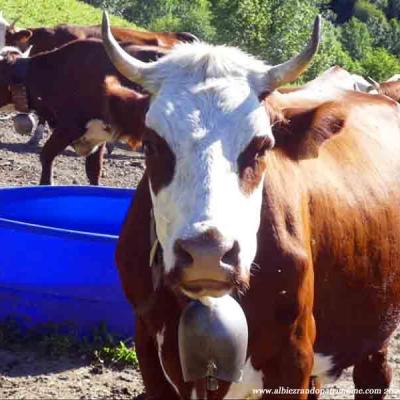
{"left": 142, "top": 140, "right": 158, "bottom": 157}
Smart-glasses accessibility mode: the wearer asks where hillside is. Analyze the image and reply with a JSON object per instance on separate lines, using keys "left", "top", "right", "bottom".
{"left": 0, "top": 0, "right": 139, "bottom": 28}
{"left": 82, "top": 0, "right": 400, "bottom": 82}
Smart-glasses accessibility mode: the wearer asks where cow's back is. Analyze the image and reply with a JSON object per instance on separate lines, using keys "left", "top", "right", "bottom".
{"left": 260, "top": 90, "right": 400, "bottom": 372}
{"left": 19, "top": 24, "right": 195, "bottom": 56}
{"left": 27, "top": 39, "right": 143, "bottom": 126}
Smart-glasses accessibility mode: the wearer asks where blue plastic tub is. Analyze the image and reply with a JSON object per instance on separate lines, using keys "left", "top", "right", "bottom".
{"left": 0, "top": 186, "right": 135, "bottom": 337}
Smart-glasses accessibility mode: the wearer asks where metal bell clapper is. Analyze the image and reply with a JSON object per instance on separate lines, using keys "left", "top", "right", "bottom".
{"left": 206, "top": 360, "right": 219, "bottom": 391}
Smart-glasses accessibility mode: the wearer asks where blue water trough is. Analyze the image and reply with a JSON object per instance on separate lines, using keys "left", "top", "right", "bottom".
{"left": 0, "top": 186, "right": 135, "bottom": 337}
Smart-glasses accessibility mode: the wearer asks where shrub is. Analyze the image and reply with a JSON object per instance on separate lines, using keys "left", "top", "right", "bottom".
{"left": 360, "top": 47, "right": 400, "bottom": 80}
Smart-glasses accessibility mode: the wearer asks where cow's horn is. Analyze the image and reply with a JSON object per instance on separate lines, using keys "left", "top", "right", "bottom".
{"left": 265, "top": 15, "right": 322, "bottom": 91}
{"left": 366, "top": 76, "right": 380, "bottom": 89}
{"left": 102, "top": 11, "right": 156, "bottom": 89}
{"left": 10, "top": 16, "right": 20, "bottom": 30}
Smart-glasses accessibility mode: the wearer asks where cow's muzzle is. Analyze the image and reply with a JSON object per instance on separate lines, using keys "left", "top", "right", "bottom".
{"left": 171, "top": 228, "right": 247, "bottom": 298}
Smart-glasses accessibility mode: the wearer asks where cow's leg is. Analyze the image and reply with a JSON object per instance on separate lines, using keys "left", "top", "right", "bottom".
{"left": 27, "top": 116, "right": 46, "bottom": 146}
{"left": 39, "top": 129, "right": 72, "bottom": 185}
{"left": 274, "top": 328, "right": 315, "bottom": 400}
{"left": 353, "top": 347, "right": 392, "bottom": 400}
{"left": 135, "top": 318, "right": 180, "bottom": 400}
{"left": 308, "top": 376, "right": 322, "bottom": 400}
{"left": 105, "top": 142, "right": 115, "bottom": 156}
{"left": 259, "top": 254, "right": 316, "bottom": 399}
{"left": 85, "top": 144, "right": 105, "bottom": 185}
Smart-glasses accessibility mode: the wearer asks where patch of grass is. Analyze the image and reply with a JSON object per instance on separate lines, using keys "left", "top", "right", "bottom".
{"left": 0, "top": 0, "right": 140, "bottom": 28}
{"left": 0, "top": 318, "right": 138, "bottom": 368}
{"left": 96, "top": 340, "right": 138, "bottom": 367}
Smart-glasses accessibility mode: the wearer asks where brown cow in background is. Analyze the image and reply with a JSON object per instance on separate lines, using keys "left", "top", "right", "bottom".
{"left": 0, "top": 39, "right": 164, "bottom": 185}
{"left": 5, "top": 22, "right": 197, "bottom": 54}
{"left": 0, "top": 14, "right": 197, "bottom": 146}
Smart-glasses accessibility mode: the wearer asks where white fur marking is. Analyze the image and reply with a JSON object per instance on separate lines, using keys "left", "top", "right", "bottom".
{"left": 312, "top": 353, "right": 336, "bottom": 384}
{"left": 156, "top": 326, "right": 180, "bottom": 395}
{"left": 72, "top": 119, "right": 115, "bottom": 156}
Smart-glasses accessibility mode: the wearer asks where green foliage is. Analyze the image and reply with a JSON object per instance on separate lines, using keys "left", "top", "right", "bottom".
{"left": 87, "top": 0, "right": 215, "bottom": 40}
{"left": 0, "top": 319, "right": 138, "bottom": 367}
{"left": 4, "top": 0, "right": 399, "bottom": 86}
{"left": 386, "top": 18, "right": 400, "bottom": 57}
{"left": 146, "top": 0, "right": 216, "bottom": 41}
{"left": 354, "top": 0, "right": 387, "bottom": 21}
{"left": 369, "top": 0, "right": 389, "bottom": 9}
{"left": 96, "top": 341, "right": 138, "bottom": 367}
{"left": 304, "top": 20, "right": 361, "bottom": 81}
{"left": 0, "top": 0, "right": 137, "bottom": 28}
{"left": 211, "top": 0, "right": 271, "bottom": 54}
{"left": 360, "top": 47, "right": 400, "bottom": 80}
{"left": 263, "top": 0, "right": 320, "bottom": 64}
{"left": 387, "top": 0, "right": 400, "bottom": 18}
{"left": 330, "top": 0, "right": 356, "bottom": 22}
{"left": 340, "top": 18, "right": 372, "bottom": 59}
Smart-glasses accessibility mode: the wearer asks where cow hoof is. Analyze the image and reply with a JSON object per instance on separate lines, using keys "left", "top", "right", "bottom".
{"left": 106, "top": 142, "right": 115, "bottom": 156}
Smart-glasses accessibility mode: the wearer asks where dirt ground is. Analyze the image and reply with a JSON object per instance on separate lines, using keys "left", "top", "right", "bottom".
{"left": 1, "top": 117, "right": 400, "bottom": 399}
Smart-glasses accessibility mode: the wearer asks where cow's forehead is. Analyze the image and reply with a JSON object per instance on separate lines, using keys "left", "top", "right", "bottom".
{"left": 143, "top": 42, "right": 272, "bottom": 151}
{"left": 145, "top": 78, "right": 271, "bottom": 153}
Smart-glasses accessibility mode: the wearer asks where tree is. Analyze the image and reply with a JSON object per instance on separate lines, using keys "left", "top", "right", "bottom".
{"left": 340, "top": 18, "right": 372, "bottom": 60}
{"left": 304, "top": 19, "right": 364, "bottom": 81}
{"left": 369, "top": 0, "right": 389, "bottom": 10}
{"left": 387, "top": 0, "right": 400, "bottom": 18}
{"left": 353, "top": 0, "right": 391, "bottom": 48}
{"left": 385, "top": 18, "right": 400, "bottom": 57}
{"left": 146, "top": 0, "right": 216, "bottom": 41}
{"left": 261, "top": 0, "right": 321, "bottom": 64}
{"left": 210, "top": 0, "right": 271, "bottom": 54}
{"left": 330, "top": 0, "right": 357, "bottom": 22}
{"left": 85, "top": 0, "right": 215, "bottom": 41}
{"left": 360, "top": 47, "right": 400, "bottom": 80}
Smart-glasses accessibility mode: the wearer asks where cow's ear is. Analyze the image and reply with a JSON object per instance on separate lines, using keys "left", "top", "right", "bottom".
{"left": 272, "top": 102, "right": 345, "bottom": 160}
{"left": 104, "top": 76, "right": 149, "bottom": 149}
{"left": 11, "top": 29, "right": 32, "bottom": 44}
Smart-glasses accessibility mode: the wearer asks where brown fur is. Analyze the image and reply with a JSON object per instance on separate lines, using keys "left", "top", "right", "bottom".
{"left": 104, "top": 76, "right": 149, "bottom": 150}
{"left": 5, "top": 22, "right": 195, "bottom": 154}
{"left": 0, "top": 40, "right": 165, "bottom": 185}
{"left": 377, "top": 81, "right": 400, "bottom": 102}
{"left": 114, "top": 83, "right": 400, "bottom": 398}
{"left": 238, "top": 136, "right": 272, "bottom": 195}
{"left": 6, "top": 24, "right": 197, "bottom": 56}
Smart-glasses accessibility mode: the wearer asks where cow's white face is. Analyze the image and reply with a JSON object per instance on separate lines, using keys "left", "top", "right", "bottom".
{"left": 102, "top": 12, "right": 321, "bottom": 298}
{"left": 144, "top": 48, "right": 275, "bottom": 296}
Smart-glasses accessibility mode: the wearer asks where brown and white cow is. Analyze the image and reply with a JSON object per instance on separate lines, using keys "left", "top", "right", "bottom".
{"left": 102, "top": 12, "right": 400, "bottom": 400}
{"left": 1, "top": 14, "right": 197, "bottom": 146}
{"left": 0, "top": 39, "right": 165, "bottom": 185}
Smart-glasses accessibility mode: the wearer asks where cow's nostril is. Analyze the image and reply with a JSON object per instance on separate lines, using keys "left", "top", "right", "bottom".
{"left": 174, "top": 239, "right": 194, "bottom": 268}
{"left": 221, "top": 240, "right": 240, "bottom": 266}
